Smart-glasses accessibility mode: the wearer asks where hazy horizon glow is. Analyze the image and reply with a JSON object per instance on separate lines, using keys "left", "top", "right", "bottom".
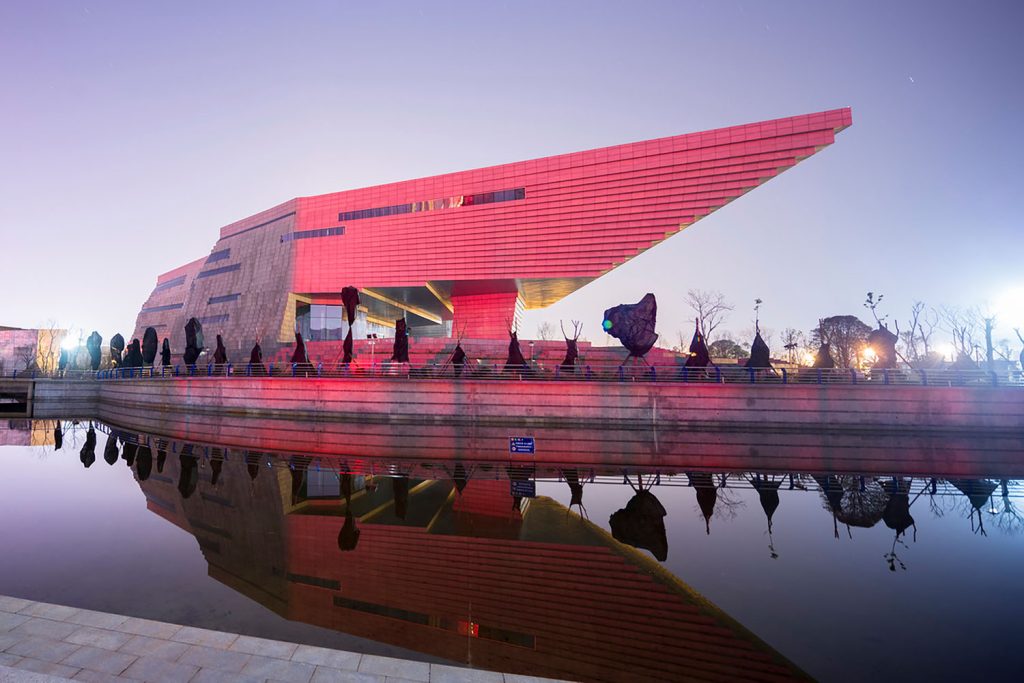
{"left": 1, "top": 1, "right": 1022, "bottom": 350}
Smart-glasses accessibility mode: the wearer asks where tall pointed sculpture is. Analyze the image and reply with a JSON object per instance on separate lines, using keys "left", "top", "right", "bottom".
{"left": 79, "top": 426, "right": 97, "bottom": 468}
{"left": 123, "top": 340, "right": 144, "bottom": 368}
{"left": 684, "top": 318, "right": 711, "bottom": 368}
{"left": 745, "top": 329, "right": 773, "bottom": 369}
{"left": 160, "top": 339, "right": 172, "bottom": 367}
{"left": 86, "top": 331, "right": 102, "bottom": 371}
{"left": 290, "top": 331, "right": 309, "bottom": 367}
{"left": 868, "top": 325, "right": 899, "bottom": 369}
{"left": 109, "top": 334, "right": 125, "bottom": 367}
{"left": 184, "top": 318, "right": 204, "bottom": 366}
{"left": 213, "top": 335, "right": 228, "bottom": 365}
{"left": 560, "top": 321, "right": 581, "bottom": 373}
{"left": 602, "top": 293, "right": 658, "bottom": 364}
{"left": 391, "top": 318, "right": 409, "bottom": 363}
{"left": 142, "top": 327, "right": 159, "bottom": 366}
{"left": 504, "top": 327, "right": 527, "bottom": 371}
{"left": 249, "top": 340, "right": 265, "bottom": 376}
{"left": 341, "top": 286, "right": 359, "bottom": 364}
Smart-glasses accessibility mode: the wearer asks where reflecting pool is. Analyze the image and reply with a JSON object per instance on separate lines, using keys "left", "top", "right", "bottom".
{"left": 2, "top": 417, "right": 1023, "bottom": 682}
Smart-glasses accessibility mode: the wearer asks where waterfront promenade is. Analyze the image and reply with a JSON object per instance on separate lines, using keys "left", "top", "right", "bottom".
{"left": 0, "top": 595, "right": 562, "bottom": 683}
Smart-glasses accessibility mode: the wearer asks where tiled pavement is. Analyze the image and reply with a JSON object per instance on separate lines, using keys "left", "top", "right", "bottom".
{"left": 0, "top": 596, "right": 568, "bottom": 683}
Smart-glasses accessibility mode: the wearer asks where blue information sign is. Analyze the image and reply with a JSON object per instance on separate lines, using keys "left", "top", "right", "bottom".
{"left": 510, "top": 480, "right": 537, "bottom": 498}
{"left": 509, "top": 436, "right": 535, "bottom": 454}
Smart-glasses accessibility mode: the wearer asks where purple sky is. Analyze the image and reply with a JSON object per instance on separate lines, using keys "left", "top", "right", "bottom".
{"left": 1, "top": 1, "right": 1022, "bottom": 351}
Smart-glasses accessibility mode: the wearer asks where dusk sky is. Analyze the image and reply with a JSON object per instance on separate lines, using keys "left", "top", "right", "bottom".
{"left": 2, "top": 1, "right": 1022, "bottom": 350}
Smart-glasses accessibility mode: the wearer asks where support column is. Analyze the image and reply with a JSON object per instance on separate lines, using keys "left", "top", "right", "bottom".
{"left": 450, "top": 290, "right": 523, "bottom": 340}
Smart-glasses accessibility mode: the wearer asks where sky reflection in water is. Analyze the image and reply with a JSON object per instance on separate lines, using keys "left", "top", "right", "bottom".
{"left": 1, "top": 418, "right": 1022, "bottom": 682}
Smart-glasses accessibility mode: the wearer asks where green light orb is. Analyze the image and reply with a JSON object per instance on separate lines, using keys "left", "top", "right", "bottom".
{"left": 602, "top": 319, "right": 613, "bottom": 331}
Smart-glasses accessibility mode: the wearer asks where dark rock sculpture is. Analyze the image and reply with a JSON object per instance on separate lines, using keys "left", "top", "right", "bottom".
{"left": 123, "top": 340, "right": 144, "bottom": 368}
{"left": 79, "top": 426, "right": 97, "bottom": 468}
{"left": 142, "top": 327, "right": 159, "bottom": 365}
{"left": 160, "top": 339, "right": 172, "bottom": 367}
{"left": 812, "top": 343, "right": 835, "bottom": 369}
{"left": 881, "top": 478, "right": 914, "bottom": 539}
{"left": 184, "top": 318, "right": 204, "bottom": 366}
{"left": 560, "top": 321, "right": 581, "bottom": 372}
{"left": 103, "top": 435, "right": 120, "bottom": 465}
{"left": 391, "top": 319, "right": 409, "bottom": 363}
{"left": 868, "top": 325, "right": 899, "bottom": 369}
{"left": 451, "top": 344, "right": 467, "bottom": 376}
{"left": 338, "top": 510, "right": 360, "bottom": 551}
{"left": 213, "top": 335, "right": 228, "bottom": 366}
{"left": 156, "top": 445, "right": 166, "bottom": 473}
{"left": 86, "top": 332, "right": 103, "bottom": 371}
{"left": 751, "top": 474, "right": 782, "bottom": 533}
{"left": 53, "top": 423, "right": 63, "bottom": 450}
{"left": 684, "top": 319, "right": 711, "bottom": 368}
{"left": 745, "top": 330, "right": 773, "bottom": 369}
{"left": 609, "top": 474, "right": 668, "bottom": 561}
{"left": 602, "top": 293, "right": 658, "bottom": 362}
{"left": 110, "top": 334, "right": 125, "bottom": 367}
{"left": 341, "top": 286, "right": 360, "bottom": 364}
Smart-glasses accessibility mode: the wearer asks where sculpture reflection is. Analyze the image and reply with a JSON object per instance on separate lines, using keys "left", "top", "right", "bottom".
{"left": 609, "top": 473, "right": 667, "bottom": 561}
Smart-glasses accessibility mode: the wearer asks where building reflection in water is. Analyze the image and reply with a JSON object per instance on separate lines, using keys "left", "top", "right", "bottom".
{"left": 25, "top": 419, "right": 1024, "bottom": 683}
{"left": 115, "top": 431, "right": 805, "bottom": 682}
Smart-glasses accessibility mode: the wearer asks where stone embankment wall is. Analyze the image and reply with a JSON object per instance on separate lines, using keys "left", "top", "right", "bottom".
{"left": 23, "top": 377, "right": 1024, "bottom": 434}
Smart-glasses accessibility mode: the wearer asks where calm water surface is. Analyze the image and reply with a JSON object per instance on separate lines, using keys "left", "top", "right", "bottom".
{"left": 1, "top": 417, "right": 1022, "bottom": 682}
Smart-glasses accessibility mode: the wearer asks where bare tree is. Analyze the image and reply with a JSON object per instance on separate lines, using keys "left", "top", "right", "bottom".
{"left": 536, "top": 321, "right": 555, "bottom": 341}
{"left": 781, "top": 327, "right": 805, "bottom": 365}
{"left": 685, "top": 289, "right": 733, "bottom": 342}
{"left": 939, "top": 306, "right": 983, "bottom": 360}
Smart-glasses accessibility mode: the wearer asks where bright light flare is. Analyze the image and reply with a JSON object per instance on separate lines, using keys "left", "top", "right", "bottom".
{"left": 862, "top": 347, "right": 877, "bottom": 363}
{"left": 60, "top": 329, "right": 82, "bottom": 350}
{"left": 992, "top": 286, "right": 1024, "bottom": 326}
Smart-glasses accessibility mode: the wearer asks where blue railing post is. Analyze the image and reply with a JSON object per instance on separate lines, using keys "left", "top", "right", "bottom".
{"left": 174, "top": 365, "right": 179, "bottom": 377}
{"left": 681, "top": 366, "right": 688, "bottom": 383}
{"left": 586, "top": 365, "right": 592, "bottom": 380}
{"left": 291, "top": 363, "right": 297, "bottom": 377}
{"left": 816, "top": 368, "right": 822, "bottom": 385}
{"left": 991, "top": 371, "right": 999, "bottom": 387}
{"left": 650, "top": 366, "right": 656, "bottom": 382}
{"left": 246, "top": 363, "right": 251, "bottom": 377}
{"left": 317, "top": 362, "right": 323, "bottom": 377}
{"left": 554, "top": 365, "right": 560, "bottom": 380}
{"left": 920, "top": 369, "right": 928, "bottom": 386}
{"left": 618, "top": 366, "right": 624, "bottom": 382}
{"left": 206, "top": 363, "right": 213, "bottom": 376}
{"left": 227, "top": 363, "right": 233, "bottom": 376}
{"left": 781, "top": 368, "right": 788, "bottom": 384}
{"left": 715, "top": 366, "right": 722, "bottom": 383}
{"left": 883, "top": 368, "right": 890, "bottom": 385}
{"left": 850, "top": 369, "right": 857, "bottom": 384}
{"left": 747, "top": 367, "right": 755, "bottom": 384}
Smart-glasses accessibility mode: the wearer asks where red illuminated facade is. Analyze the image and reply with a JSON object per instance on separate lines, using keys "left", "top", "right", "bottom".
{"left": 134, "top": 109, "right": 851, "bottom": 353}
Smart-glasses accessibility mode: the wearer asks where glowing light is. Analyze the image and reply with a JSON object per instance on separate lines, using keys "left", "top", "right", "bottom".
{"left": 60, "top": 330, "right": 82, "bottom": 350}
{"left": 862, "top": 347, "right": 877, "bottom": 363}
{"left": 992, "top": 285, "right": 1024, "bottom": 325}
{"left": 802, "top": 351, "right": 816, "bottom": 366}
{"left": 938, "top": 343, "right": 957, "bottom": 361}
{"left": 602, "top": 319, "right": 613, "bottom": 331}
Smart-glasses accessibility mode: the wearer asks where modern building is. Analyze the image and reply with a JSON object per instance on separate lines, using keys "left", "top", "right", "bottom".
{"left": 134, "top": 108, "right": 851, "bottom": 358}
{"left": 0, "top": 326, "right": 66, "bottom": 375}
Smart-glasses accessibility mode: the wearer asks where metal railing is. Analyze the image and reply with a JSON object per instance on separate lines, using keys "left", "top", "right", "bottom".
{"left": 61, "top": 362, "right": 1024, "bottom": 387}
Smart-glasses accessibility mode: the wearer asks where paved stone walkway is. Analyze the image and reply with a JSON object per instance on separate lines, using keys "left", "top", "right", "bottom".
{"left": 0, "top": 596, "right": 566, "bottom": 683}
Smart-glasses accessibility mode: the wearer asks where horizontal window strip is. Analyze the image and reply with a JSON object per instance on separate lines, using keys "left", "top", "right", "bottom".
{"left": 197, "top": 263, "right": 241, "bottom": 279}
{"left": 339, "top": 187, "right": 524, "bottom": 222}
{"left": 206, "top": 248, "right": 230, "bottom": 263}
{"left": 153, "top": 275, "right": 186, "bottom": 293}
{"left": 289, "top": 573, "right": 340, "bottom": 590}
{"left": 280, "top": 226, "right": 345, "bottom": 243}
{"left": 198, "top": 314, "right": 229, "bottom": 325}
{"left": 333, "top": 597, "right": 429, "bottom": 625}
{"left": 222, "top": 211, "right": 296, "bottom": 240}
{"left": 187, "top": 518, "right": 232, "bottom": 540}
{"left": 141, "top": 303, "right": 184, "bottom": 313}
{"left": 208, "top": 293, "right": 240, "bottom": 305}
